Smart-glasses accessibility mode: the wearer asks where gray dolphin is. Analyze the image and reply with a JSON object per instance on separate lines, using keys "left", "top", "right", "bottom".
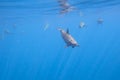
{"left": 58, "top": 28, "right": 79, "bottom": 48}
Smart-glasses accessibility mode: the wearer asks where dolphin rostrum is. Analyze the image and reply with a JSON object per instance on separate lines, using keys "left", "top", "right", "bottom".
{"left": 58, "top": 28, "right": 79, "bottom": 48}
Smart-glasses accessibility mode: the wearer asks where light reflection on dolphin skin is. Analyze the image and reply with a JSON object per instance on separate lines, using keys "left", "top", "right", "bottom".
{"left": 58, "top": 27, "right": 79, "bottom": 48}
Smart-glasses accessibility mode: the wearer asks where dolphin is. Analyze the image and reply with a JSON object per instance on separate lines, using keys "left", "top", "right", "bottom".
{"left": 58, "top": 28, "right": 79, "bottom": 48}
{"left": 79, "top": 22, "right": 85, "bottom": 28}
{"left": 97, "top": 18, "right": 103, "bottom": 24}
{"left": 57, "top": 0, "right": 75, "bottom": 14}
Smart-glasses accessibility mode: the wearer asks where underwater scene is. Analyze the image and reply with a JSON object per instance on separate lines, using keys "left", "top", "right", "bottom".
{"left": 0, "top": 0, "right": 120, "bottom": 80}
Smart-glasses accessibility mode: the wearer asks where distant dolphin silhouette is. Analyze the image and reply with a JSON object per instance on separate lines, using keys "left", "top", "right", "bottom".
{"left": 58, "top": 28, "right": 79, "bottom": 48}
{"left": 57, "top": 0, "right": 75, "bottom": 14}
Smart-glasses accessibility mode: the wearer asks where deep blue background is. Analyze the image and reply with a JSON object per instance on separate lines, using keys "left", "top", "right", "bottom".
{"left": 0, "top": 0, "right": 120, "bottom": 80}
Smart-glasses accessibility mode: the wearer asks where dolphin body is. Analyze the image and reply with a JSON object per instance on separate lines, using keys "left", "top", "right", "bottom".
{"left": 58, "top": 28, "right": 79, "bottom": 48}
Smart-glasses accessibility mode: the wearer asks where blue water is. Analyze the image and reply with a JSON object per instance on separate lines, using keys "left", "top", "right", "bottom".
{"left": 0, "top": 0, "right": 120, "bottom": 80}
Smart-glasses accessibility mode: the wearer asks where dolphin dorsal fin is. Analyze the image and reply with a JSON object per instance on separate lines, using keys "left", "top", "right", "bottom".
{"left": 66, "top": 28, "right": 69, "bottom": 34}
